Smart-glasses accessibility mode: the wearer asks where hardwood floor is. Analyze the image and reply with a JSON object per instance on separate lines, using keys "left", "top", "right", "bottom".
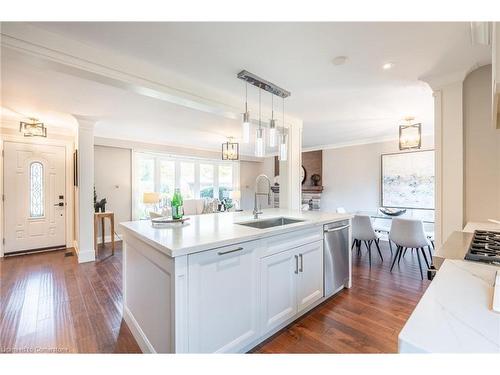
{"left": 0, "top": 242, "right": 141, "bottom": 353}
{"left": 1, "top": 240, "right": 429, "bottom": 354}
{"left": 251, "top": 242, "right": 431, "bottom": 353}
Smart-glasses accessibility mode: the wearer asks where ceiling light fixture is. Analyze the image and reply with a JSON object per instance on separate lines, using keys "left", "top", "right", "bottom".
{"left": 382, "top": 62, "right": 395, "bottom": 70}
{"left": 279, "top": 97, "right": 288, "bottom": 162}
{"left": 242, "top": 82, "right": 250, "bottom": 143}
{"left": 222, "top": 136, "right": 239, "bottom": 161}
{"left": 237, "top": 70, "right": 290, "bottom": 159}
{"left": 399, "top": 116, "right": 422, "bottom": 150}
{"left": 19, "top": 118, "right": 47, "bottom": 137}
{"left": 268, "top": 94, "right": 277, "bottom": 148}
{"left": 255, "top": 88, "right": 265, "bottom": 157}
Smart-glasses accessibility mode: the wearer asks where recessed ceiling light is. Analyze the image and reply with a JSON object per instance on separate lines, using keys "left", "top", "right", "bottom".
{"left": 382, "top": 62, "right": 395, "bottom": 70}
{"left": 332, "top": 56, "right": 348, "bottom": 66}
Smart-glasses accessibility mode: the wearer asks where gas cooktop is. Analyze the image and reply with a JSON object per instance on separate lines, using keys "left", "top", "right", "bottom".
{"left": 465, "top": 230, "right": 500, "bottom": 265}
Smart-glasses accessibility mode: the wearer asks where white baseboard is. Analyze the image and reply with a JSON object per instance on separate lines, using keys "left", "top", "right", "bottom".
{"left": 123, "top": 306, "right": 154, "bottom": 353}
{"left": 74, "top": 240, "right": 96, "bottom": 263}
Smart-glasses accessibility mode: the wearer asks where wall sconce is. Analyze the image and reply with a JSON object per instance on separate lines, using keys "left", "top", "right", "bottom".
{"left": 222, "top": 137, "right": 239, "bottom": 160}
{"left": 399, "top": 120, "right": 421, "bottom": 150}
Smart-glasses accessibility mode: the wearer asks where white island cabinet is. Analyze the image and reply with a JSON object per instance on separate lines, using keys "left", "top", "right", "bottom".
{"left": 120, "top": 209, "right": 352, "bottom": 353}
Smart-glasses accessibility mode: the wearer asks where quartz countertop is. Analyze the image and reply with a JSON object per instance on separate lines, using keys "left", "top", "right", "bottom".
{"left": 399, "top": 259, "right": 500, "bottom": 353}
{"left": 399, "top": 222, "right": 500, "bottom": 353}
{"left": 120, "top": 208, "right": 352, "bottom": 258}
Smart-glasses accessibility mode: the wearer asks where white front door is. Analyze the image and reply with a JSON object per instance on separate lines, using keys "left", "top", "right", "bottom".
{"left": 4, "top": 141, "right": 66, "bottom": 253}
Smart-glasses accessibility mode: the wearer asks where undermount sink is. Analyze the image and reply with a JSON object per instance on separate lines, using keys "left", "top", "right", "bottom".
{"left": 237, "top": 217, "right": 305, "bottom": 229}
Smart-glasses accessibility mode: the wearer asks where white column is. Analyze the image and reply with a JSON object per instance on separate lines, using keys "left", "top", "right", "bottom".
{"left": 432, "top": 81, "right": 464, "bottom": 246}
{"left": 74, "top": 115, "right": 97, "bottom": 263}
{"left": 279, "top": 120, "right": 303, "bottom": 210}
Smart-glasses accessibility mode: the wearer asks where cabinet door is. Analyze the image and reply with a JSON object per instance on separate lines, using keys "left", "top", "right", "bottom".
{"left": 297, "top": 240, "right": 324, "bottom": 313}
{"left": 260, "top": 248, "right": 298, "bottom": 334}
{"left": 188, "top": 241, "right": 260, "bottom": 353}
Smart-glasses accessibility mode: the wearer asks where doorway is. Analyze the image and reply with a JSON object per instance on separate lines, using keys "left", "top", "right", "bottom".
{"left": 3, "top": 141, "right": 66, "bottom": 254}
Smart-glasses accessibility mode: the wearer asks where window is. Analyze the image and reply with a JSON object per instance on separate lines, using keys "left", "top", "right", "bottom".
{"left": 30, "top": 162, "right": 44, "bottom": 218}
{"left": 200, "top": 164, "right": 214, "bottom": 198}
{"left": 159, "top": 160, "right": 175, "bottom": 198}
{"left": 133, "top": 152, "right": 239, "bottom": 219}
{"left": 180, "top": 162, "right": 195, "bottom": 199}
{"left": 218, "top": 164, "right": 233, "bottom": 201}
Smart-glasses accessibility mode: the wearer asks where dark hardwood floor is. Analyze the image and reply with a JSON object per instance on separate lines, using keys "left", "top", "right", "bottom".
{"left": 0, "top": 242, "right": 141, "bottom": 353}
{"left": 251, "top": 242, "right": 431, "bottom": 353}
{"left": 1, "top": 240, "right": 430, "bottom": 354}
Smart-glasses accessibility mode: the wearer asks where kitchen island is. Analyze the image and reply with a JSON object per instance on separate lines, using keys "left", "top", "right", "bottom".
{"left": 120, "top": 208, "right": 352, "bottom": 353}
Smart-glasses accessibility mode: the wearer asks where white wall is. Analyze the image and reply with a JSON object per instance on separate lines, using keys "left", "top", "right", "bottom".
{"left": 94, "top": 145, "right": 132, "bottom": 237}
{"left": 463, "top": 65, "right": 500, "bottom": 222}
{"left": 321, "top": 135, "right": 434, "bottom": 213}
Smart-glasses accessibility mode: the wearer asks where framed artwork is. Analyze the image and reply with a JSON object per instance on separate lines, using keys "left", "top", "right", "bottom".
{"left": 381, "top": 150, "right": 434, "bottom": 209}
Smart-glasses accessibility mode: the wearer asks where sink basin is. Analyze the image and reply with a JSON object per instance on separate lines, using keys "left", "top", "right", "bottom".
{"left": 237, "top": 217, "right": 305, "bottom": 229}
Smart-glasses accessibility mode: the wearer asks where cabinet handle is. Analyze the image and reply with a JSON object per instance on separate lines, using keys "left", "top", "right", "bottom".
{"left": 299, "top": 254, "right": 303, "bottom": 272}
{"left": 294, "top": 255, "right": 299, "bottom": 274}
{"left": 217, "top": 247, "right": 243, "bottom": 256}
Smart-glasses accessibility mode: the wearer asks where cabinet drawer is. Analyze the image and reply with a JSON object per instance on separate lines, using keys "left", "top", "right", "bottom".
{"left": 261, "top": 226, "right": 323, "bottom": 258}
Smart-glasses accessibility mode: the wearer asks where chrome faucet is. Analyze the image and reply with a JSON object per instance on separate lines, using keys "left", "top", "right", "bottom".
{"left": 253, "top": 174, "right": 272, "bottom": 219}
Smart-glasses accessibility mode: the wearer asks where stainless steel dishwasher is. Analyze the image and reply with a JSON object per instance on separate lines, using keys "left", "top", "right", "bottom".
{"left": 324, "top": 220, "right": 350, "bottom": 297}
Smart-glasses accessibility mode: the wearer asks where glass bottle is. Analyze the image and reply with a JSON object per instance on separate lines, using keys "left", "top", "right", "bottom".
{"left": 171, "top": 188, "right": 184, "bottom": 220}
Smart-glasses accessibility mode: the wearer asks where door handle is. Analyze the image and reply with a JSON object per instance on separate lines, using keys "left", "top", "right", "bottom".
{"left": 299, "top": 254, "right": 303, "bottom": 272}
{"left": 294, "top": 255, "right": 299, "bottom": 274}
{"left": 54, "top": 202, "right": 64, "bottom": 207}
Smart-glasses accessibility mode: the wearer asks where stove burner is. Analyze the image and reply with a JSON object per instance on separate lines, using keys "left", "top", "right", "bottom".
{"left": 465, "top": 230, "right": 500, "bottom": 264}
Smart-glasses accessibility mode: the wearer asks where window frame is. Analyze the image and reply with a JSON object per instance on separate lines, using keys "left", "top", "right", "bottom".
{"left": 132, "top": 151, "right": 240, "bottom": 219}
{"left": 29, "top": 161, "right": 45, "bottom": 218}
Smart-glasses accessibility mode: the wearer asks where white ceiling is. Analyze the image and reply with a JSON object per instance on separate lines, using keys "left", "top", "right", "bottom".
{"left": 1, "top": 22, "right": 492, "bottom": 150}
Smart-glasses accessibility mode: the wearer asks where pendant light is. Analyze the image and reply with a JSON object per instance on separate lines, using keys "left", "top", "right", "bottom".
{"left": 268, "top": 94, "right": 277, "bottom": 148}
{"left": 399, "top": 116, "right": 422, "bottom": 150}
{"left": 255, "top": 88, "right": 265, "bottom": 157}
{"left": 222, "top": 137, "right": 239, "bottom": 160}
{"left": 242, "top": 83, "right": 250, "bottom": 143}
{"left": 279, "top": 97, "right": 288, "bottom": 161}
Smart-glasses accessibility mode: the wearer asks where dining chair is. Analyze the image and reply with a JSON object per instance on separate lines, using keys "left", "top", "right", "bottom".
{"left": 372, "top": 218, "right": 393, "bottom": 254}
{"left": 351, "top": 215, "right": 383, "bottom": 267}
{"left": 389, "top": 218, "right": 432, "bottom": 280}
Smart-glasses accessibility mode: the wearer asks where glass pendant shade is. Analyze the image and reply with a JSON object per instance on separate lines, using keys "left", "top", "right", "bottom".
{"left": 242, "top": 112, "right": 250, "bottom": 143}
{"left": 255, "top": 128, "right": 265, "bottom": 157}
{"left": 279, "top": 133, "right": 288, "bottom": 161}
{"left": 268, "top": 119, "right": 277, "bottom": 147}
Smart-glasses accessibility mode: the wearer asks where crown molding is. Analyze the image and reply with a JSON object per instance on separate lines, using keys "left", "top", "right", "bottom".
{"left": 302, "top": 132, "right": 434, "bottom": 152}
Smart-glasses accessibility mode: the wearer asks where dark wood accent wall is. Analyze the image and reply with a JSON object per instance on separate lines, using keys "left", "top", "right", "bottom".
{"left": 273, "top": 150, "right": 323, "bottom": 187}
{"left": 302, "top": 150, "right": 322, "bottom": 188}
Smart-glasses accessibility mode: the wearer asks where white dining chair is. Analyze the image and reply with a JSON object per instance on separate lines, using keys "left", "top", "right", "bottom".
{"left": 351, "top": 215, "right": 384, "bottom": 267}
{"left": 336, "top": 207, "right": 346, "bottom": 213}
{"left": 389, "top": 218, "right": 432, "bottom": 280}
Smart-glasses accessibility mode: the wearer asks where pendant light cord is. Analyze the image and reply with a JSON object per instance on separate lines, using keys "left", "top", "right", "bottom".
{"left": 259, "top": 87, "right": 261, "bottom": 129}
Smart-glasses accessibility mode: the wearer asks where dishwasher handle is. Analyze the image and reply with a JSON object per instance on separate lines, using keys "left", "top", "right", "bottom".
{"left": 324, "top": 224, "right": 350, "bottom": 233}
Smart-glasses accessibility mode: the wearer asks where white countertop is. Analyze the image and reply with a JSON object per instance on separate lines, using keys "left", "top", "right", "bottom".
{"left": 399, "top": 221, "right": 500, "bottom": 353}
{"left": 399, "top": 259, "right": 500, "bottom": 353}
{"left": 120, "top": 208, "right": 351, "bottom": 258}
